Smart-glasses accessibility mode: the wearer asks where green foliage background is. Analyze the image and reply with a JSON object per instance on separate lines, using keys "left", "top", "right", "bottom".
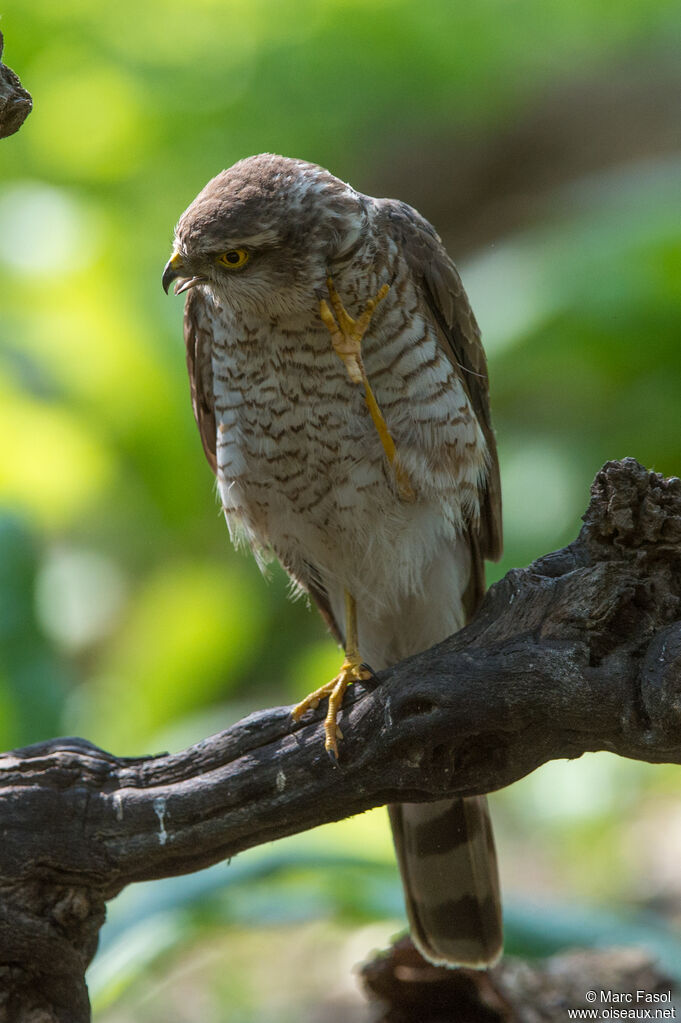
{"left": 1, "top": 1, "right": 680, "bottom": 1018}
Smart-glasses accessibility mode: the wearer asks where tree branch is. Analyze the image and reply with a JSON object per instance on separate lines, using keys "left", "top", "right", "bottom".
{"left": 0, "top": 32, "right": 32, "bottom": 139}
{"left": 2, "top": 457, "right": 680, "bottom": 1018}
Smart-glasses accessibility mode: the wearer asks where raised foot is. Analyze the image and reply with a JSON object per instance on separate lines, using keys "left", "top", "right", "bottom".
{"left": 319, "top": 276, "right": 415, "bottom": 503}
{"left": 291, "top": 656, "right": 372, "bottom": 759}
{"left": 319, "top": 276, "right": 390, "bottom": 383}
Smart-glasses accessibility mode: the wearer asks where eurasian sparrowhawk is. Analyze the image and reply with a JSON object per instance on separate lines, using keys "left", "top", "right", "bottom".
{"left": 162, "top": 153, "right": 503, "bottom": 967}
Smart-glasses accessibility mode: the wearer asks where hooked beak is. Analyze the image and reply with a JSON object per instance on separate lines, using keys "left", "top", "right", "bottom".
{"left": 162, "top": 251, "right": 206, "bottom": 295}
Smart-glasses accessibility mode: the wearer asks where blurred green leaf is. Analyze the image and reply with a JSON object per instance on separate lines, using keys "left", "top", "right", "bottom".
{"left": 0, "top": 513, "right": 74, "bottom": 744}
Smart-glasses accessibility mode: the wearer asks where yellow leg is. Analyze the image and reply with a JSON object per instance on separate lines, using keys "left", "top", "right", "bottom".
{"left": 320, "top": 276, "right": 415, "bottom": 503}
{"left": 291, "top": 591, "right": 371, "bottom": 759}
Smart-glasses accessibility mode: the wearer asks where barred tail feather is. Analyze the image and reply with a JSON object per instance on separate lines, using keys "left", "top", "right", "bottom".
{"left": 389, "top": 796, "right": 502, "bottom": 967}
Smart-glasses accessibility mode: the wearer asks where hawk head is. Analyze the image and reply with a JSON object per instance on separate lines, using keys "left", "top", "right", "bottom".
{"left": 162, "top": 153, "right": 368, "bottom": 316}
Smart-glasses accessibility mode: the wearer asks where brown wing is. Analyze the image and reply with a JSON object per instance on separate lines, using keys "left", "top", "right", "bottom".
{"left": 377, "top": 199, "right": 503, "bottom": 584}
{"left": 184, "top": 287, "right": 217, "bottom": 474}
{"left": 183, "top": 288, "right": 343, "bottom": 644}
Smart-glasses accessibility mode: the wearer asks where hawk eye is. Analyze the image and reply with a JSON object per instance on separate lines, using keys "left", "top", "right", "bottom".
{"left": 217, "top": 248, "right": 249, "bottom": 269}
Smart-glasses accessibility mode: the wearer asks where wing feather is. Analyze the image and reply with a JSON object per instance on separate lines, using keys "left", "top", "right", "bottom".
{"left": 184, "top": 288, "right": 217, "bottom": 474}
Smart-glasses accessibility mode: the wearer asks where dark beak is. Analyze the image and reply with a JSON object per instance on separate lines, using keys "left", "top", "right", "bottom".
{"left": 162, "top": 251, "right": 207, "bottom": 295}
{"left": 162, "top": 252, "right": 184, "bottom": 294}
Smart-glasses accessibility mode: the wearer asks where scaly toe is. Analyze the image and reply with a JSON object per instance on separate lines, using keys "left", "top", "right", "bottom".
{"left": 291, "top": 683, "right": 333, "bottom": 722}
{"left": 292, "top": 654, "right": 368, "bottom": 757}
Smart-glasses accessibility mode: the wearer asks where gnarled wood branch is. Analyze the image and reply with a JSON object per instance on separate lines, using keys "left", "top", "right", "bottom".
{"left": 0, "top": 32, "right": 32, "bottom": 139}
{"left": 1, "top": 458, "right": 680, "bottom": 1020}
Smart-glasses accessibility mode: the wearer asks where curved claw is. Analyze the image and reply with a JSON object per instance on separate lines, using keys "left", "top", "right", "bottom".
{"left": 292, "top": 657, "right": 371, "bottom": 759}
{"left": 357, "top": 663, "right": 379, "bottom": 689}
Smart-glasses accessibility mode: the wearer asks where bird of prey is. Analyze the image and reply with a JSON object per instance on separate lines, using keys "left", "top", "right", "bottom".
{"left": 162, "top": 153, "right": 503, "bottom": 968}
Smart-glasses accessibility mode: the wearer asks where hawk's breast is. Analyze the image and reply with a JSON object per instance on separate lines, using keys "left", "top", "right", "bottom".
{"left": 207, "top": 273, "right": 488, "bottom": 609}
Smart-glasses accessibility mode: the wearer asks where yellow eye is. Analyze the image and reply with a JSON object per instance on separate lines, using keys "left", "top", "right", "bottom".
{"left": 217, "top": 248, "right": 249, "bottom": 269}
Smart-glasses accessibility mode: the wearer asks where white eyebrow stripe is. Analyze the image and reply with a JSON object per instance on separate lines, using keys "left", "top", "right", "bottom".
{"left": 228, "top": 229, "right": 280, "bottom": 248}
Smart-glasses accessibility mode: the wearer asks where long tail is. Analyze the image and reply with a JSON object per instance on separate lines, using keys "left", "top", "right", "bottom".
{"left": 389, "top": 796, "right": 502, "bottom": 966}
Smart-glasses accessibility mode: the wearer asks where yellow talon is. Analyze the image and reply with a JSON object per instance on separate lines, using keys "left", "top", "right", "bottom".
{"left": 291, "top": 591, "right": 372, "bottom": 759}
{"left": 320, "top": 276, "right": 415, "bottom": 503}
{"left": 292, "top": 656, "right": 371, "bottom": 759}
{"left": 319, "top": 298, "right": 363, "bottom": 382}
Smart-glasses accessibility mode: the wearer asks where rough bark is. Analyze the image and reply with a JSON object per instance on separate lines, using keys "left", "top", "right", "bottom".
{"left": 0, "top": 32, "right": 32, "bottom": 139}
{"left": 1, "top": 458, "right": 680, "bottom": 1019}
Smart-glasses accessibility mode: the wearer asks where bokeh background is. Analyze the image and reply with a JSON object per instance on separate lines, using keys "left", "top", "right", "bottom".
{"left": 1, "top": 1, "right": 681, "bottom": 1019}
